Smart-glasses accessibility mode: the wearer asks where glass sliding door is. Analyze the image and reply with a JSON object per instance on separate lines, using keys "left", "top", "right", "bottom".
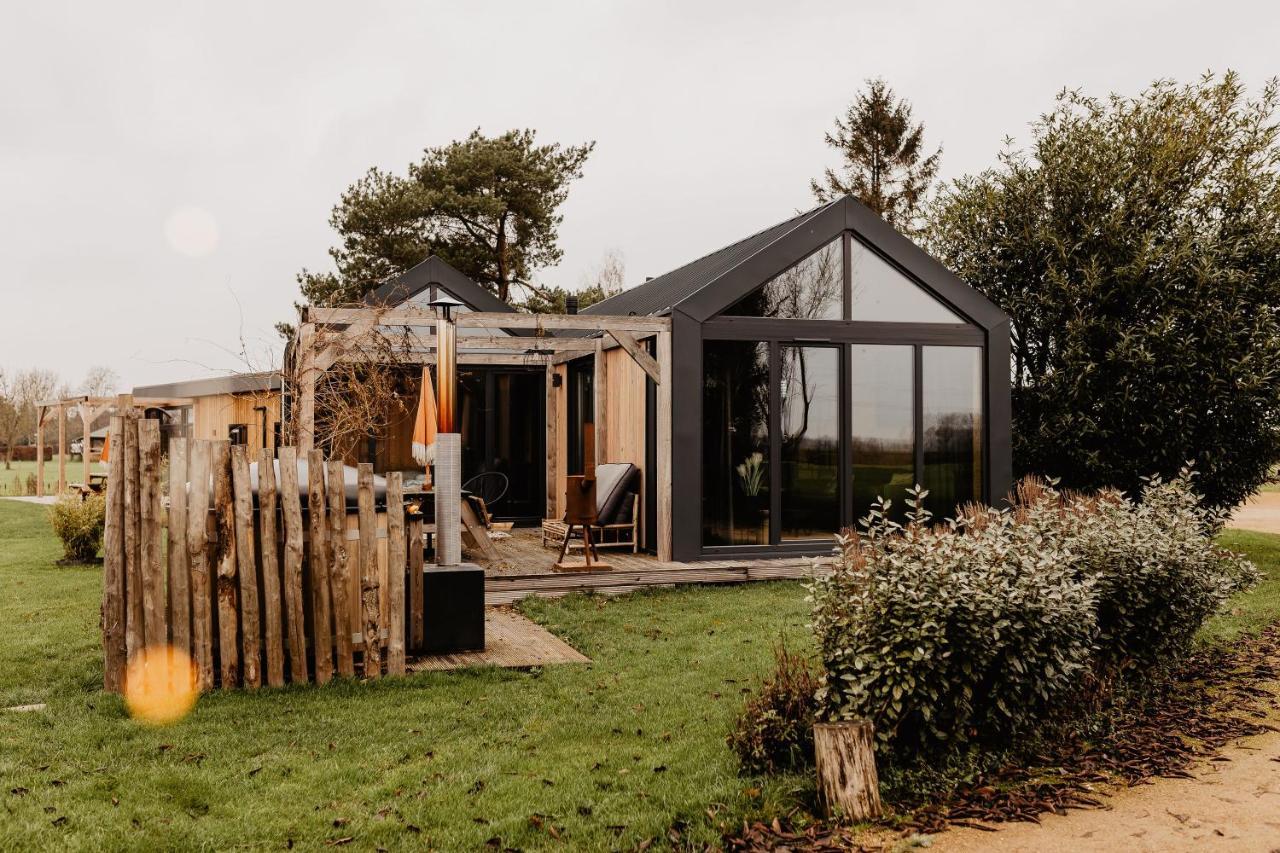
{"left": 923, "top": 346, "right": 983, "bottom": 518}
{"left": 703, "top": 340, "right": 771, "bottom": 546}
{"left": 850, "top": 345, "right": 915, "bottom": 525}
{"left": 780, "top": 345, "right": 840, "bottom": 539}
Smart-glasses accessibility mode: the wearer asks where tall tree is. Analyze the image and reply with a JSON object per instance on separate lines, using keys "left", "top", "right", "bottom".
{"left": 80, "top": 366, "right": 119, "bottom": 398}
{"left": 928, "top": 72, "right": 1280, "bottom": 509}
{"left": 297, "top": 128, "right": 594, "bottom": 310}
{"left": 813, "top": 79, "right": 941, "bottom": 234}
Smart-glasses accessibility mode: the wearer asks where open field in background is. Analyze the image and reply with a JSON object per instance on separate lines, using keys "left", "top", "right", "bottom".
{"left": 0, "top": 456, "right": 105, "bottom": 496}
{"left": 1, "top": 501, "right": 1278, "bottom": 849}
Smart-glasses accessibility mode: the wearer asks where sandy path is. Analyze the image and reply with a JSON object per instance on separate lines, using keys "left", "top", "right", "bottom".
{"left": 934, "top": 728, "right": 1280, "bottom": 853}
{"left": 1230, "top": 491, "right": 1280, "bottom": 535}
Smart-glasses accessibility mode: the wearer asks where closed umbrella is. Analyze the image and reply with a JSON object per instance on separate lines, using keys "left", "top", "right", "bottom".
{"left": 411, "top": 366, "right": 438, "bottom": 471}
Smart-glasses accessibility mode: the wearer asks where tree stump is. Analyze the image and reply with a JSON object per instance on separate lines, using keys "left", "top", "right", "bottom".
{"left": 814, "top": 720, "right": 882, "bottom": 821}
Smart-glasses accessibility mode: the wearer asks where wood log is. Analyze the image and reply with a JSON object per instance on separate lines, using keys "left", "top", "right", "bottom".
{"left": 211, "top": 441, "right": 239, "bottom": 688}
{"left": 229, "top": 446, "right": 261, "bottom": 689}
{"left": 101, "top": 416, "right": 126, "bottom": 692}
{"left": 326, "top": 459, "right": 355, "bottom": 677}
{"left": 385, "top": 472, "right": 406, "bottom": 676}
{"left": 408, "top": 515, "right": 424, "bottom": 652}
{"left": 256, "top": 449, "right": 285, "bottom": 687}
{"left": 187, "top": 440, "right": 213, "bottom": 691}
{"left": 307, "top": 449, "right": 334, "bottom": 685}
{"left": 138, "top": 419, "right": 165, "bottom": 648}
{"left": 167, "top": 437, "right": 191, "bottom": 658}
{"left": 357, "top": 463, "right": 380, "bottom": 679}
{"left": 813, "top": 720, "right": 882, "bottom": 821}
{"left": 122, "top": 414, "right": 142, "bottom": 664}
{"left": 278, "top": 448, "right": 308, "bottom": 683}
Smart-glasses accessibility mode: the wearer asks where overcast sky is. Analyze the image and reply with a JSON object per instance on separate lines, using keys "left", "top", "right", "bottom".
{"left": 3, "top": 0, "right": 1277, "bottom": 390}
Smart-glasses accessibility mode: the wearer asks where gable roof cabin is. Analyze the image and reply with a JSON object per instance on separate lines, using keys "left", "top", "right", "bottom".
{"left": 576, "top": 195, "right": 1011, "bottom": 559}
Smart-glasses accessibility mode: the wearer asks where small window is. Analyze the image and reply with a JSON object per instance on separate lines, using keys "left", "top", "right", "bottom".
{"left": 228, "top": 424, "right": 249, "bottom": 446}
{"left": 851, "top": 240, "right": 961, "bottom": 323}
{"left": 723, "top": 238, "right": 843, "bottom": 319}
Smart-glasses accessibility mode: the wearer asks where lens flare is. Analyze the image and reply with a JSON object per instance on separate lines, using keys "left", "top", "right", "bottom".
{"left": 124, "top": 646, "right": 199, "bottom": 725}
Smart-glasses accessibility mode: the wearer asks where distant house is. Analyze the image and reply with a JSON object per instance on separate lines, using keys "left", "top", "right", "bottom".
{"left": 132, "top": 371, "right": 283, "bottom": 454}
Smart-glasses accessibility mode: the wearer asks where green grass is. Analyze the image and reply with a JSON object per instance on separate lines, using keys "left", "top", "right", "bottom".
{"left": 0, "top": 500, "right": 813, "bottom": 851}
{"left": 0, "top": 456, "right": 104, "bottom": 495}
{"left": 1199, "top": 528, "right": 1280, "bottom": 644}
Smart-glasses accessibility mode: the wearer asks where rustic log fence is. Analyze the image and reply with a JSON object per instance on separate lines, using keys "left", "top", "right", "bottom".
{"left": 101, "top": 410, "right": 426, "bottom": 692}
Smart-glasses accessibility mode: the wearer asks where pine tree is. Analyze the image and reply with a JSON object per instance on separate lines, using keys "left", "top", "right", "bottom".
{"left": 812, "top": 79, "right": 941, "bottom": 234}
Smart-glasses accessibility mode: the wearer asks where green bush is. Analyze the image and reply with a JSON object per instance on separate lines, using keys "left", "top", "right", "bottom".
{"left": 48, "top": 495, "right": 106, "bottom": 563}
{"left": 728, "top": 642, "right": 819, "bottom": 774}
{"left": 810, "top": 474, "right": 1257, "bottom": 767}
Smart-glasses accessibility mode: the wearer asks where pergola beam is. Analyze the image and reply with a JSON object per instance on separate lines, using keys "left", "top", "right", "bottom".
{"left": 307, "top": 306, "right": 670, "bottom": 333}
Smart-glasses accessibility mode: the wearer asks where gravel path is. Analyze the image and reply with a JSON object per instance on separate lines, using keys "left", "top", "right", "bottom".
{"left": 1230, "top": 491, "right": 1280, "bottom": 535}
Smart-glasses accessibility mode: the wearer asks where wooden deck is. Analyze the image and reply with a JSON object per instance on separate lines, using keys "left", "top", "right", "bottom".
{"left": 407, "top": 609, "right": 591, "bottom": 671}
{"left": 474, "top": 529, "right": 832, "bottom": 605}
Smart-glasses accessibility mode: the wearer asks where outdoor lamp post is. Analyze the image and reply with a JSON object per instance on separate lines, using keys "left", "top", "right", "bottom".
{"left": 428, "top": 292, "right": 465, "bottom": 567}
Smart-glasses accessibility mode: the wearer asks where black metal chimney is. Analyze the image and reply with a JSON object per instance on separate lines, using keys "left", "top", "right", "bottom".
{"left": 566, "top": 295, "right": 579, "bottom": 315}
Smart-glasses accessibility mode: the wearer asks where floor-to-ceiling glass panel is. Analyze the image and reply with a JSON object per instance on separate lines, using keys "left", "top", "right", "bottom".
{"left": 703, "top": 340, "right": 771, "bottom": 546}
{"left": 722, "top": 238, "right": 843, "bottom": 319}
{"left": 457, "top": 368, "right": 546, "bottom": 520}
{"left": 850, "top": 239, "right": 963, "bottom": 323}
{"left": 923, "top": 346, "right": 983, "bottom": 518}
{"left": 850, "top": 345, "right": 915, "bottom": 525}
{"left": 780, "top": 345, "right": 840, "bottom": 539}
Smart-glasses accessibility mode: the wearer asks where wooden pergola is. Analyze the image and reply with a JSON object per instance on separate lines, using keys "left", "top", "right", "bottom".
{"left": 294, "top": 307, "right": 675, "bottom": 560}
{"left": 35, "top": 393, "right": 193, "bottom": 497}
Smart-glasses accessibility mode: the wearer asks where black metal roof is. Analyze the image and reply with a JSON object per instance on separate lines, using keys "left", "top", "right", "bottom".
{"left": 133, "top": 371, "right": 283, "bottom": 399}
{"left": 581, "top": 196, "right": 1007, "bottom": 332}
{"left": 364, "top": 255, "right": 515, "bottom": 314}
{"left": 583, "top": 200, "right": 840, "bottom": 318}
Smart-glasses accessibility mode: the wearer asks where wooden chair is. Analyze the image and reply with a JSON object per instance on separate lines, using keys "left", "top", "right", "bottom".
{"left": 542, "top": 492, "right": 639, "bottom": 554}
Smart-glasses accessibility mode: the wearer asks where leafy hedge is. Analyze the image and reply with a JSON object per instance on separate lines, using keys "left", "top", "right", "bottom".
{"left": 809, "top": 473, "right": 1257, "bottom": 766}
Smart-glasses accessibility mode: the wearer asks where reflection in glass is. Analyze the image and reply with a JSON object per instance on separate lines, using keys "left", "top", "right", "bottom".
{"left": 780, "top": 346, "right": 840, "bottom": 539}
{"left": 923, "top": 346, "right": 983, "bottom": 518}
{"left": 724, "top": 238, "right": 843, "bottom": 319}
{"left": 567, "top": 362, "right": 594, "bottom": 475}
{"left": 703, "top": 341, "right": 771, "bottom": 545}
{"left": 850, "top": 345, "right": 915, "bottom": 524}
{"left": 850, "top": 239, "right": 961, "bottom": 323}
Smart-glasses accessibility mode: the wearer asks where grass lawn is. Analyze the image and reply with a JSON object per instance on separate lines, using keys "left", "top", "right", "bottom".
{"left": 0, "top": 500, "right": 814, "bottom": 851}
{"left": 0, "top": 456, "right": 104, "bottom": 496}
{"left": 3, "top": 499, "right": 1279, "bottom": 852}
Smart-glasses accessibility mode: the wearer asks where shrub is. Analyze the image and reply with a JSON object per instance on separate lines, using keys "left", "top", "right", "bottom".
{"left": 728, "top": 642, "right": 819, "bottom": 774}
{"left": 810, "top": 473, "right": 1256, "bottom": 767}
{"left": 49, "top": 495, "right": 106, "bottom": 563}
{"left": 25, "top": 473, "right": 37, "bottom": 496}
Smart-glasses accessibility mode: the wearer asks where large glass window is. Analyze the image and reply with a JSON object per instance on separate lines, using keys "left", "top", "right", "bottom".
{"left": 780, "top": 346, "right": 840, "bottom": 539}
{"left": 850, "top": 345, "right": 915, "bottom": 525}
{"left": 923, "top": 346, "right": 983, "bottom": 518}
{"left": 703, "top": 341, "right": 771, "bottom": 545}
{"left": 566, "top": 361, "right": 593, "bottom": 475}
{"left": 850, "top": 239, "right": 962, "bottom": 323}
{"left": 724, "top": 238, "right": 843, "bottom": 319}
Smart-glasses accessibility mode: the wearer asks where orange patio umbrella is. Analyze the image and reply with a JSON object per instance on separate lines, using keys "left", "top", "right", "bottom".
{"left": 99, "top": 431, "right": 111, "bottom": 464}
{"left": 411, "top": 366, "right": 438, "bottom": 471}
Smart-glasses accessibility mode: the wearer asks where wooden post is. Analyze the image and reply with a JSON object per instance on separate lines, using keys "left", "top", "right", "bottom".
{"left": 307, "top": 449, "right": 334, "bottom": 685}
{"left": 594, "top": 340, "right": 607, "bottom": 469}
{"left": 386, "top": 472, "right": 406, "bottom": 676}
{"left": 257, "top": 449, "right": 285, "bottom": 687}
{"left": 81, "top": 405, "right": 92, "bottom": 487}
{"left": 57, "top": 403, "right": 66, "bottom": 495}
{"left": 408, "top": 515, "right": 424, "bottom": 652}
{"left": 814, "top": 721, "right": 882, "bottom": 821}
{"left": 357, "top": 463, "right": 380, "bottom": 678}
{"left": 35, "top": 406, "right": 45, "bottom": 498}
{"left": 211, "top": 441, "right": 239, "bottom": 688}
{"left": 326, "top": 459, "right": 355, "bottom": 677}
{"left": 298, "top": 324, "right": 316, "bottom": 454}
{"left": 101, "top": 416, "right": 126, "bottom": 692}
{"left": 545, "top": 365, "right": 558, "bottom": 519}
{"left": 187, "top": 440, "right": 213, "bottom": 691}
{"left": 138, "top": 419, "right": 165, "bottom": 648}
{"left": 656, "top": 330, "right": 673, "bottom": 562}
{"left": 122, "top": 414, "right": 143, "bottom": 664}
{"left": 230, "top": 447, "right": 262, "bottom": 689}
{"left": 278, "top": 448, "right": 308, "bottom": 683}
{"left": 168, "top": 437, "right": 191, "bottom": 657}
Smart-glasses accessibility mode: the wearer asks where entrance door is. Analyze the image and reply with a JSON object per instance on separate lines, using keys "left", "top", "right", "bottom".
{"left": 457, "top": 367, "right": 546, "bottom": 521}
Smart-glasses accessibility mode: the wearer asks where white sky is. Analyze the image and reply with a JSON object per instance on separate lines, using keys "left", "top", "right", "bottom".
{"left": 2, "top": 0, "right": 1277, "bottom": 389}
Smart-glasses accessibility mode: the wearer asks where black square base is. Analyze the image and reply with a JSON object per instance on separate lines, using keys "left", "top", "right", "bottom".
{"left": 421, "top": 563, "right": 486, "bottom": 654}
